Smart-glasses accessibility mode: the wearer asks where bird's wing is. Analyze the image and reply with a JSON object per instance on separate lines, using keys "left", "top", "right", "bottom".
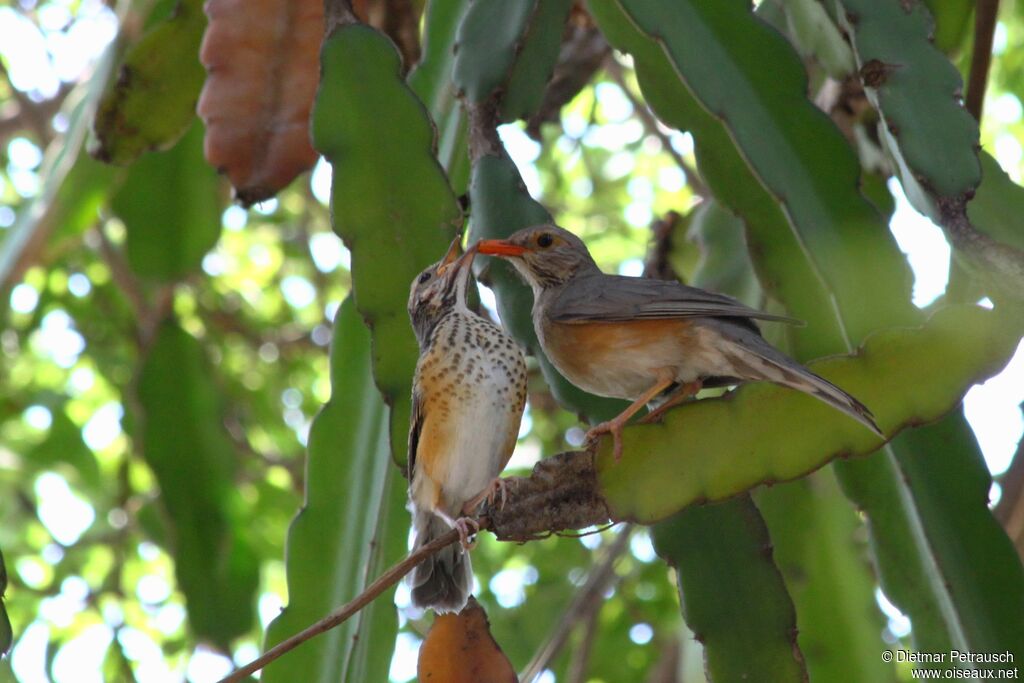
{"left": 407, "top": 388, "right": 425, "bottom": 482}
{"left": 548, "top": 274, "right": 802, "bottom": 324}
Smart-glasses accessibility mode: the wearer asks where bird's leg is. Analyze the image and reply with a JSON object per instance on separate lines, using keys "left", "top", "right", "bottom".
{"left": 461, "top": 477, "right": 509, "bottom": 516}
{"left": 436, "top": 510, "right": 480, "bottom": 551}
{"left": 640, "top": 379, "right": 703, "bottom": 425}
{"left": 586, "top": 369, "right": 676, "bottom": 461}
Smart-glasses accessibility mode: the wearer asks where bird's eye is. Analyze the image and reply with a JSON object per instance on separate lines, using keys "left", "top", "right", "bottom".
{"left": 418, "top": 271, "right": 432, "bottom": 284}
{"left": 536, "top": 233, "right": 554, "bottom": 248}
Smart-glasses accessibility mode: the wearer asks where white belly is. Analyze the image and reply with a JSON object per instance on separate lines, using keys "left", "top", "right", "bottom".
{"left": 410, "top": 313, "right": 527, "bottom": 516}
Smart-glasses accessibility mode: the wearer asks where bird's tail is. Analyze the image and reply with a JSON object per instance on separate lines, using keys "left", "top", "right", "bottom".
{"left": 409, "top": 511, "right": 471, "bottom": 614}
{"left": 724, "top": 330, "right": 884, "bottom": 437}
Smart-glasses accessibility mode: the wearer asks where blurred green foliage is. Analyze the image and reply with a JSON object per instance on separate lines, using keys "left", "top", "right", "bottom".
{"left": 0, "top": 1, "right": 1022, "bottom": 682}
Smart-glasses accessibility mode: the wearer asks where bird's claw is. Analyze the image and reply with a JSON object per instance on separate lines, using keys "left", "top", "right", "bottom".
{"left": 584, "top": 421, "right": 625, "bottom": 461}
{"left": 453, "top": 517, "right": 480, "bottom": 551}
{"left": 462, "top": 477, "right": 510, "bottom": 516}
{"left": 487, "top": 478, "right": 509, "bottom": 510}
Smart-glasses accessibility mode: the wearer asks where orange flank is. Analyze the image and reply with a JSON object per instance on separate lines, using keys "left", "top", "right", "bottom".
{"left": 544, "top": 318, "right": 697, "bottom": 385}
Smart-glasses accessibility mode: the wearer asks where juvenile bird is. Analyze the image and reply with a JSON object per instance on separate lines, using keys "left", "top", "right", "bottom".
{"left": 477, "top": 224, "right": 882, "bottom": 460}
{"left": 407, "top": 238, "right": 527, "bottom": 613}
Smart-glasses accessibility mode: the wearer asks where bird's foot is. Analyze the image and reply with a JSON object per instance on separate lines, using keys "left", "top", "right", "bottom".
{"left": 453, "top": 517, "right": 480, "bottom": 551}
{"left": 437, "top": 510, "right": 481, "bottom": 551}
{"left": 462, "top": 477, "right": 509, "bottom": 516}
{"left": 585, "top": 420, "right": 626, "bottom": 461}
{"left": 640, "top": 380, "right": 703, "bottom": 425}
{"left": 583, "top": 370, "right": 679, "bottom": 461}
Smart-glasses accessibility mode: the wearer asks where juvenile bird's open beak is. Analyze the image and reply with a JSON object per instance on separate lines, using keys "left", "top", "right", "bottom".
{"left": 476, "top": 239, "right": 528, "bottom": 257}
{"left": 437, "top": 241, "right": 476, "bottom": 278}
{"left": 451, "top": 247, "right": 477, "bottom": 272}
{"left": 440, "top": 234, "right": 463, "bottom": 266}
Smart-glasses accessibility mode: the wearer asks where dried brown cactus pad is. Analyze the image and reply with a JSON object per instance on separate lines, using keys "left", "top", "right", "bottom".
{"left": 417, "top": 597, "right": 518, "bottom": 682}
{"left": 197, "top": 0, "right": 323, "bottom": 205}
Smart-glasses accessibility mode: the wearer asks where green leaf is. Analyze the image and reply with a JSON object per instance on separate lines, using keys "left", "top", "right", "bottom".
{"left": 408, "top": 0, "right": 470, "bottom": 108}
{"left": 499, "top": 0, "right": 573, "bottom": 122}
{"left": 110, "top": 121, "right": 222, "bottom": 282}
{"left": 453, "top": 0, "right": 572, "bottom": 121}
{"left": 756, "top": 472, "right": 897, "bottom": 682}
{"left": 469, "top": 155, "right": 625, "bottom": 422}
{"left": 591, "top": 0, "right": 994, "bottom": 661}
{"left": 967, "top": 152, "right": 1024, "bottom": 254}
{"left": 835, "top": 2, "right": 1024, "bottom": 297}
{"left": 0, "top": 47, "right": 119, "bottom": 289}
{"left": 653, "top": 498, "right": 807, "bottom": 682}
{"left": 262, "top": 298, "right": 407, "bottom": 683}
{"left": 684, "top": 196, "right": 889, "bottom": 681}
{"left": 453, "top": 0, "right": 535, "bottom": 102}
{"left": 408, "top": 0, "right": 471, "bottom": 189}
{"left": 312, "top": 22, "right": 461, "bottom": 467}
{"left": 653, "top": 199, "right": 805, "bottom": 683}
{"left": 778, "top": 0, "right": 855, "bottom": 78}
{"left": 597, "top": 305, "right": 1021, "bottom": 523}
{"left": 922, "top": 0, "right": 974, "bottom": 54}
{"left": 136, "top": 321, "right": 259, "bottom": 646}
{"left": 685, "top": 199, "right": 762, "bottom": 307}
{"left": 888, "top": 413, "right": 1024, "bottom": 668}
{"left": 834, "top": 449, "right": 958, "bottom": 658}
{"left": 90, "top": 0, "right": 206, "bottom": 165}
{"left": 837, "top": 0, "right": 980, "bottom": 203}
{"left": 685, "top": 194, "right": 892, "bottom": 682}
{"left": 47, "top": 155, "right": 119, "bottom": 242}
{"left": 616, "top": 0, "right": 917, "bottom": 339}
{"left": 101, "top": 633, "right": 136, "bottom": 683}
{"left": 587, "top": 0, "right": 854, "bottom": 359}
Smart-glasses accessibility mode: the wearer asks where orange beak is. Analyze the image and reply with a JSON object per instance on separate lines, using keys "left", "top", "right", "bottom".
{"left": 476, "top": 239, "right": 528, "bottom": 257}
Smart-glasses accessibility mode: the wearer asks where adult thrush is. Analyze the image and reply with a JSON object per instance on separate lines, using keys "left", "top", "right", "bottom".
{"left": 407, "top": 238, "right": 527, "bottom": 613}
{"left": 477, "top": 224, "right": 882, "bottom": 460}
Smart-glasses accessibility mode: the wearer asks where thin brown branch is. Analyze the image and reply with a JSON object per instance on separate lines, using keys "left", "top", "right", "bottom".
{"left": 645, "top": 636, "right": 682, "bottom": 683}
{"left": 966, "top": 0, "right": 999, "bottom": 121}
{"left": 644, "top": 210, "right": 684, "bottom": 281}
{"left": 995, "top": 429, "right": 1024, "bottom": 561}
{"left": 606, "top": 59, "right": 708, "bottom": 197}
{"left": 201, "top": 307, "right": 317, "bottom": 351}
{"left": 467, "top": 97, "right": 505, "bottom": 164}
{"left": 525, "top": 25, "right": 611, "bottom": 140}
{"left": 224, "top": 412, "right": 305, "bottom": 489}
{"left": 94, "top": 227, "right": 146, "bottom": 318}
{"left": 360, "top": 0, "right": 421, "bottom": 73}
{"left": 936, "top": 194, "right": 1024, "bottom": 297}
{"left": 0, "top": 83, "right": 72, "bottom": 147}
{"left": 566, "top": 596, "right": 602, "bottom": 683}
{"left": 0, "top": 60, "right": 68, "bottom": 146}
{"left": 93, "top": 226, "right": 174, "bottom": 345}
{"left": 220, "top": 444, "right": 617, "bottom": 682}
{"left": 519, "top": 526, "right": 633, "bottom": 682}
{"left": 219, "top": 519, "right": 484, "bottom": 683}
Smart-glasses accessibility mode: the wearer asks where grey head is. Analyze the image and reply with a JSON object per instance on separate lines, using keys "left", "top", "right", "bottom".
{"left": 476, "top": 224, "right": 600, "bottom": 296}
{"left": 408, "top": 236, "right": 475, "bottom": 347}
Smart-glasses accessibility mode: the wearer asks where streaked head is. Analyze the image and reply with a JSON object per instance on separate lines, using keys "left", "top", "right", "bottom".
{"left": 408, "top": 236, "right": 476, "bottom": 344}
{"left": 476, "top": 224, "right": 598, "bottom": 291}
